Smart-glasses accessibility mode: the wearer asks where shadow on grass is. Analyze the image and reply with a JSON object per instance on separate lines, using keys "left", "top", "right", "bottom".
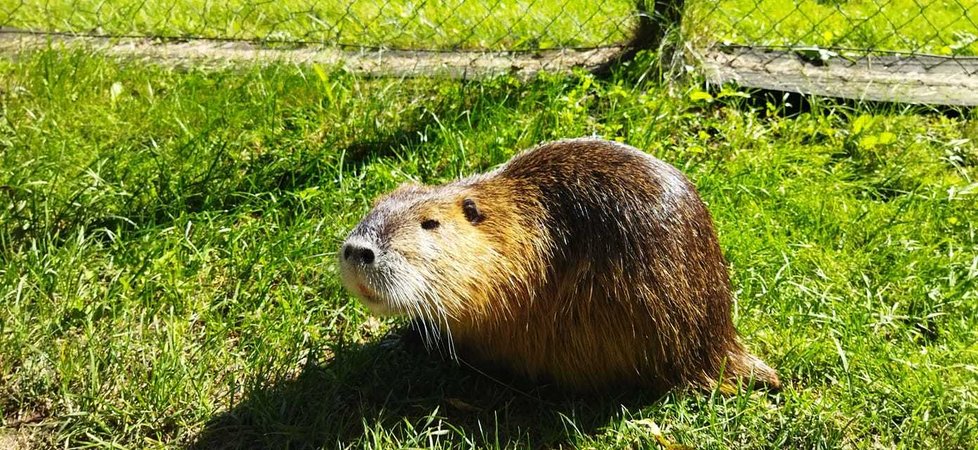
{"left": 189, "top": 328, "right": 659, "bottom": 449}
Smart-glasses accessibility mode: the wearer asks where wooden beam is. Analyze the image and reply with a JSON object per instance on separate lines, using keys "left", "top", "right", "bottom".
{"left": 698, "top": 46, "right": 978, "bottom": 106}
{"left": 0, "top": 30, "right": 621, "bottom": 79}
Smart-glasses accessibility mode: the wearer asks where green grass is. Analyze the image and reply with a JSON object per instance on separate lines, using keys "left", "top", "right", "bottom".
{"left": 0, "top": 0, "right": 635, "bottom": 50}
{"left": 1, "top": 46, "right": 977, "bottom": 449}
{"left": 1, "top": 0, "right": 976, "bottom": 54}
{"left": 687, "top": 0, "right": 978, "bottom": 55}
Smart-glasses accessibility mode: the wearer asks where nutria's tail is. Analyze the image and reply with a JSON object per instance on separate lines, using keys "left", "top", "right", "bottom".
{"left": 723, "top": 349, "right": 781, "bottom": 392}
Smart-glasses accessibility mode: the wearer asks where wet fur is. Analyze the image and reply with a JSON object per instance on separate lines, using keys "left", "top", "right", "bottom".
{"left": 341, "top": 138, "right": 780, "bottom": 393}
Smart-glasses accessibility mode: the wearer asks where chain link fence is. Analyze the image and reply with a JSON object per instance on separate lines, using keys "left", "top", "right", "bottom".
{"left": 0, "top": 0, "right": 637, "bottom": 50}
{"left": 687, "top": 0, "right": 978, "bottom": 105}
{"left": 0, "top": 0, "right": 976, "bottom": 102}
{"left": 0, "top": 0, "right": 645, "bottom": 77}
{"left": 689, "top": 0, "right": 977, "bottom": 56}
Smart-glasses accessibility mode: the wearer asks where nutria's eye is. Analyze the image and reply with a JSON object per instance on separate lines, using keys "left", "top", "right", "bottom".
{"left": 462, "top": 199, "right": 484, "bottom": 224}
{"left": 421, "top": 219, "right": 440, "bottom": 230}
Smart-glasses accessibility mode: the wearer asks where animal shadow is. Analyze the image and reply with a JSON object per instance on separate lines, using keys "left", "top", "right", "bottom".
{"left": 188, "top": 328, "right": 660, "bottom": 449}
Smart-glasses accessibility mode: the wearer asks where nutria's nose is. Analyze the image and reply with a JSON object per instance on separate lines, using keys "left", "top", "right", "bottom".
{"left": 342, "top": 242, "right": 376, "bottom": 265}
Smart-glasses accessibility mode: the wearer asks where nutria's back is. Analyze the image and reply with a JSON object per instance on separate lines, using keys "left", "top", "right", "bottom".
{"left": 339, "top": 138, "right": 779, "bottom": 393}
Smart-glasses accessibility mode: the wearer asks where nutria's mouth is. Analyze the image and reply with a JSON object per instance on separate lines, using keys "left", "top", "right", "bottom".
{"left": 356, "top": 282, "right": 375, "bottom": 301}
{"left": 351, "top": 280, "right": 402, "bottom": 316}
{"left": 354, "top": 280, "right": 391, "bottom": 308}
{"left": 338, "top": 254, "right": 414, "bottom": 316}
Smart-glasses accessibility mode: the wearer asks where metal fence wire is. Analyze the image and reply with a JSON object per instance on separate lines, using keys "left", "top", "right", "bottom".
{"left": 690, "top": 0, "right": 977, "bottom": 56}
{"left": 0, "top": 0, "right": 638, "bottom": 50}
{"left": 0, "top": 0, "right": 976, "bottom": 103}
{"left": 687, "top": 0, "right": 978, "bottom": 105}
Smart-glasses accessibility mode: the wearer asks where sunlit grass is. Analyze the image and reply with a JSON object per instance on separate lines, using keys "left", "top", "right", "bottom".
{"left": 687, "top": 0, "right": 978, "bottom": 55}
{"left": 1, "top": 0, "right": 975, "bottom": 54}
{"left": 1, "top": 48, "right": 976, "bottom": 448}
{"left": 0, "top": 0, "right": 635, "bottom": 50}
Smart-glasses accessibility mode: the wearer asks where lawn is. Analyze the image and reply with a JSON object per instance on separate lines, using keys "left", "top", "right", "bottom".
{"left": 1, "top": 2, "right": 978, "bottom": 448}
{"left": 1, "top": 47, "right": 977, "bottom": 448}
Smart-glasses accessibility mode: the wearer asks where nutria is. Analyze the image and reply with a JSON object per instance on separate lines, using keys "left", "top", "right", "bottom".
{"left": 338, "top": 138, "right": 780, "bottom": 393}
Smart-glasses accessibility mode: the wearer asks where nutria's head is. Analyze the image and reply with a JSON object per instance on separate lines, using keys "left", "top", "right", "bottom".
{"left": 340, "top": 177, "right": 546, "bottom": 328}
{"left": 339, "top": 181, "right": 512, "bottom": 320}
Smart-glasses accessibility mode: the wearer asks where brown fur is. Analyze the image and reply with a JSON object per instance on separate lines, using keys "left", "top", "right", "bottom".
{"left": 340, "top": 138, "right": 780, "bottom": 393}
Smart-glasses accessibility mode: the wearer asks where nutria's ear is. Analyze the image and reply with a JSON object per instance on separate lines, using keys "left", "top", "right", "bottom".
{"left": 462, "top": 198, "right": 484, "bottom": 224}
